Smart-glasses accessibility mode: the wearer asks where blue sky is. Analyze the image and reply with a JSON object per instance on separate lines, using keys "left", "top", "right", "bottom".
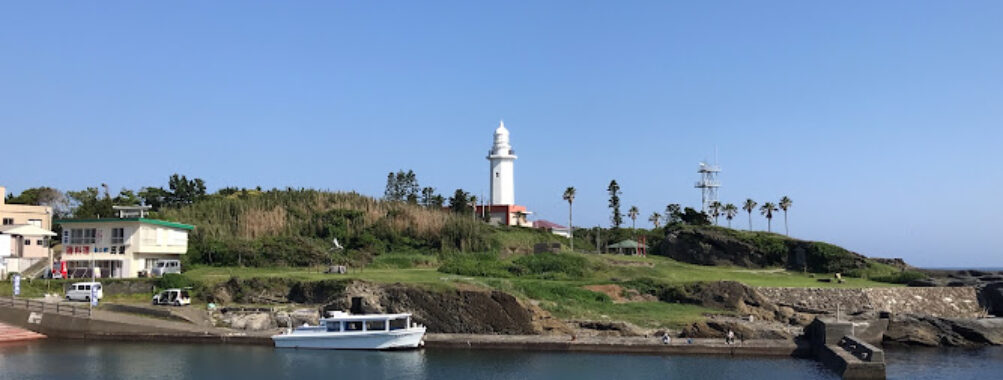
{"left": 2, "top": 1, "right": 1001, "bottom": 267}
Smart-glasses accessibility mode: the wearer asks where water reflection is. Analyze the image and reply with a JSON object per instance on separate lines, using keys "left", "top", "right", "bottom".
{"left": 0, "top": 340, "right": 845, "bottom": 380}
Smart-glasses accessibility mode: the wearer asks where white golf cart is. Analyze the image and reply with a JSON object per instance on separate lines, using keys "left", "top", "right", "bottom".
{"left": 152, "top": 288, "right": 191, "bottom": 306}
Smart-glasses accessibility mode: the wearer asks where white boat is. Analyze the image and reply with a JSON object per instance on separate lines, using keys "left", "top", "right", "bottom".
{"left": 272, "top": 311, "right": 426, "bottom": 350}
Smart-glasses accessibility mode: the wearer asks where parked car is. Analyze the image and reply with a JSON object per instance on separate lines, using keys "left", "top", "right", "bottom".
{"left": 65, "top": 282, "right": 103, "bottom": 302}
{"left": 152, "top": 288, "right": 191, "bottom": 306}
{"left": 151, "top": 260, "right": 182, "bottom": 277}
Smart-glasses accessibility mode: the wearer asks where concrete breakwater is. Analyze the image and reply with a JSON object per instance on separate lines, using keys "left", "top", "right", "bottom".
{"left": 756, "top": 286, "right": 983, "bottom": 318}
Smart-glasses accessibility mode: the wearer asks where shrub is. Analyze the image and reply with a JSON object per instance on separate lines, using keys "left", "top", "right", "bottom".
{"left": 438, "top": 253, "right": 512, "bottom": 278}
{"left": 620, "top": 277, "right": 697, "bottom": 304}
{"left": 871, "top": 270, "right": 928, "bottom": 284}
{"left": 511, "top": 253, "right": 589, "bottom": 279}
{"left": 515, "top": 281, "right": 611, "bottom": 303}
{"left": 157, "top": 273, "right": 196, "bottom": 290}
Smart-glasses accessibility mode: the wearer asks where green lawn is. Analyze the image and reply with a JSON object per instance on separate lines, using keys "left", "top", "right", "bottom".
{"left": 586, "top": 254, "right": 900, "bottom": 288}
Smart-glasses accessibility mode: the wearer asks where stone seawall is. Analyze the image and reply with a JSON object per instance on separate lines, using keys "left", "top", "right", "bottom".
{"left": 756, "top": 287, "right": 982, "bottom": 318}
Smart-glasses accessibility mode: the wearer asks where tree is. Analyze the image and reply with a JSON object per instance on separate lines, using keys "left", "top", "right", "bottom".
{"left": 468, "top": 195, "right": 479, "bottom": 220}
{"left": 67, "top": 185, "right": 142, "bottom": 218}
{"left": 429, "top": 194, "right": 446, "bottom": 209}
{"left": 723, "top": 203, "right": 739, "bottom": 228}
{"left": 4, "top": 187, "right": 70, "bottom": 216}
{"left": 664, "top": 204, "right": 682, "bottom": 225}
{"left": 649, "top": 212, "right": 662, "bottom": 229}
{"left": 448, "top": 189, "right": 472, "bottom": 214}
{"left": 743, "top": 199, "right": 758, "bottom": 230}
{"left": 383, "top": 169, "right": 420, "bottom": 203}
{"left": 139, "top": 187, "right": 170, "bottom": 210}
{"left": 562, "top": 187, "right": 576, "bottom": 251}
{"left": 166, "top": 174, "right": 207, "bottom": 206}
{"left": 628, "top": 206, "right": 639, "bottom": 230}
{"left": 708, "top": 201, "right": 723, "bottom": 226}
{"left": 403, "top": 170, "right": 419, "bottom": 204}
{"left": 607, "top": 180, "right": 622, "bottom": 228}
{"left": 680, "top": 207, "right": 711, "bottom": 225}
{"left": 760, "top": 202, "right": 779, "bottom": 233}
{"left": 384, "top": 172, "right": 397, "bottom": 200}
{"left": 67, "top": 187, "right": 111, "bottom": 218}
{"left": 420, "top": 187, "right": 437, "bottom": 207}
{"left": 779, "top": 196, "right": 793, "bottom": 236}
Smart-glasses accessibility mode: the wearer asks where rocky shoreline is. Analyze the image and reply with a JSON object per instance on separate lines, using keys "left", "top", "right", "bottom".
{"left": 198, "top": 277, "right": 1003, "bottom": 350}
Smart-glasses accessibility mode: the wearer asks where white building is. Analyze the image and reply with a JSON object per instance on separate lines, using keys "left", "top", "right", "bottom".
{"left": 57, "top": 213, "right": 194, "bottom": 278}
{"left": 477, "top": 121, "right": 532, "bottom": 227}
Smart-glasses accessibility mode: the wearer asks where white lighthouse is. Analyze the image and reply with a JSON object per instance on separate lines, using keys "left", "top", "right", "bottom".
{"left": 477, "top": 121, "right": 532, "bottom": 227}
{"left": 487, "top": 121, "right": 517, "bottom": 205}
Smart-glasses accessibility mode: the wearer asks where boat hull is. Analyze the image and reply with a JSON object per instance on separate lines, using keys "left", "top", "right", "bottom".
{"left": 272, "top": 328, "right": 426, "bottom": 350}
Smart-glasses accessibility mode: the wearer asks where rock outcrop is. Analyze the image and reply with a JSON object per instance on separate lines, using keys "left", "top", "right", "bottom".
{"left": 207, "top": 278, "right": 537, "bottom": 334}
{"left": 655, "top": 226, "right": 871, "bottom": 273}
{"left": 883, "top": 314, "right": 1003, "bottom": 347}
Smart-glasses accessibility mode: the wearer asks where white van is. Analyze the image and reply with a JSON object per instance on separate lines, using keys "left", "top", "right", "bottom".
{"left": 66, "top": 282, "right": 103, "bottom": 302}
{"left": 151, "top": 260, "right": 182, "bottom": 277}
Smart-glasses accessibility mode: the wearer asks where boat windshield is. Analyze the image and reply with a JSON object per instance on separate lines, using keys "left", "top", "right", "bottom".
{"left": 389, "top": 318, "right": 408, "bottom": 330}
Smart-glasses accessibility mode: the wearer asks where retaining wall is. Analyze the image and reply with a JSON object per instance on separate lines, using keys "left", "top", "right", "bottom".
{"left": 757, "top": 287, "right": 981, "bottom": 318}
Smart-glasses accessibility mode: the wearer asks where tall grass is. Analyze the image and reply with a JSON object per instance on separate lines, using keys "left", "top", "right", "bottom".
{"left": 155, "top": 189, "right": 491, "bottom": 267}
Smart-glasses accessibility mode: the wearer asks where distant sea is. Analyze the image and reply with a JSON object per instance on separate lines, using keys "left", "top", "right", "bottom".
{"left": 920, "top": 267, "right": 1003, "bottom": 272}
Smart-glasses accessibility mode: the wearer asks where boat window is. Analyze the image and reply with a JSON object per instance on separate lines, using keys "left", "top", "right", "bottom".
{"left": 389, "top": 318, "right": 408, "bottom": 330}
{"left": 366, "top": 320, "right": 386, "bottom": 331}
{"left": 344, "top": 321, "right": 363, "bottom": 332}
{"left": 326, "top": 322, "right": 341, "bottom": 332}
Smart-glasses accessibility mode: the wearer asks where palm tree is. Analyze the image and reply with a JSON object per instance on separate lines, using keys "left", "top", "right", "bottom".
{"left": 468, "top": 195, "right": 478, "bottom": 220}
{"left": 723, "top": 203, "right": 738, "bottom": 228}
{"left": 563, "top": 187, "right": 576, "bottom": 251}
{"left": 628, "top": 206, "right": 639, "bottom": 230}
{"left": 760, "top": 202, "right": 779, "bottom": 233}
{"left": 743, "top": 199, "right": 757, "bottom": 230}
{"left": 779, "top": 196, "right": 793, "bottom": 236}
{"left": 708, "top": 201, "right": 723, "bottom": 225}
{"left": 648, "top": 212, "right": 662, "bottom": 229}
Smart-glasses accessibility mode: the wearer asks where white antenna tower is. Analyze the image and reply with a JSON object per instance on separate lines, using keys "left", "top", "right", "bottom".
{"left": 695, "top": 157, "right": 721, "bottom": 213}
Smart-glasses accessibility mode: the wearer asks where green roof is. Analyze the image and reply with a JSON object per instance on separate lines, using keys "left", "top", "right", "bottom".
{"left": 55, "top": 218, "right": 195, "bottom": 230}
{"left": 608, "top": 240, "right": 646, "bottom": 249}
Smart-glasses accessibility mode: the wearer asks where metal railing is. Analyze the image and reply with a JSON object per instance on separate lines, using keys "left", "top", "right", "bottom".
{"left": 0, "top": 297, "right": 91, "bottom": 318}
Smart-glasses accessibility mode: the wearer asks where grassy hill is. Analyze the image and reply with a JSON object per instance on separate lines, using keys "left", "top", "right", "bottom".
{"left": 154, "top": 189, "right": 565, "bottom": 268}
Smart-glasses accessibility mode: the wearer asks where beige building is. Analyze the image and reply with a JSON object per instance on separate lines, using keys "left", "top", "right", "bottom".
{"left": 57, "top": 217, "right": 194, "bottom": 278}
{"left": 0, "top": 186, "right": 53, "bottom": 230}
{"left": 0, "top": 186, "right": 56, "bottom": 279}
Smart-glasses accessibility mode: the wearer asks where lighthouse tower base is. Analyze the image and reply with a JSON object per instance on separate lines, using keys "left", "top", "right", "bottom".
{"left": 475, "top": 205, "right": 533, "bottom": 227}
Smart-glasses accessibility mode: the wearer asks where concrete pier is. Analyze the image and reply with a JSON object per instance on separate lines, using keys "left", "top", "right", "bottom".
{"left": 806, "top": 317, "right": 887, "bottom": 379}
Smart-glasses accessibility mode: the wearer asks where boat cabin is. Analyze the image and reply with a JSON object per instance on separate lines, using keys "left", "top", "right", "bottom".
{"left": 314, "top": 312, "right": 414, "bottom": 333}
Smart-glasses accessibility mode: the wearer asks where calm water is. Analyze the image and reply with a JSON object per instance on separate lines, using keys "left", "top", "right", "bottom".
{"left": 0, "top": 340, "right": 998, "bottom": 380}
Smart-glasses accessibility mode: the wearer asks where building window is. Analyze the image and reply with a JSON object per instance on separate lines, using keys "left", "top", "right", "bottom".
{"left": 2, "top": 218, "right": 13, "bottom": 225}
{"left": 119, "top": 245, "right": 126, "bottom": 255}
{"left": 111, "top": 228, "right": 125, "bottom": 244}
{"left": 69, "top": 228, "right": 97, "bottom": 244}
{"left": 28, "top": 219, "right": 42, "bottom": 227}
{"left": 36, "top": 240, "right": 43, "bottom": 246}
{"left": 495, "top": 172, "right": 500, "bottom": 178}
{"left": 24, "top": 239, "right": 30, "bottom": 246}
